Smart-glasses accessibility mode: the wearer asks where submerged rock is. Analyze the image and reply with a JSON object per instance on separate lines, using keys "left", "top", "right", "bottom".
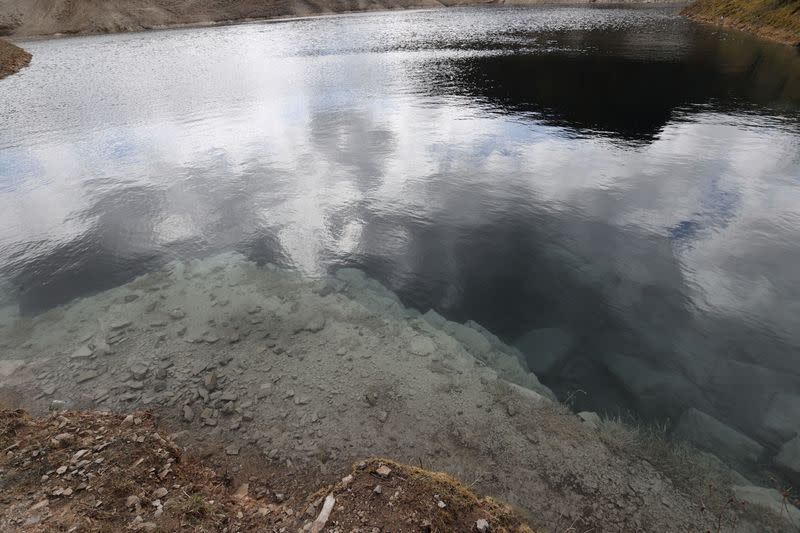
{"left": 732, "top": 485, "right": 800, "bottom": 525}
{"left": 674, "top": 408, "right": 763, "bottom": 465}
{"left": 514, "top": 328, "right": 573, "bottom": 375}
{"left": 775, "top": 435, "right": 800, "bottom": 478}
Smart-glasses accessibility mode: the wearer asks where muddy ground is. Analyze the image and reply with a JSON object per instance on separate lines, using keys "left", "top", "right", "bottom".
{"left": 0, "top": 253, "right": 797, "bottom": 532}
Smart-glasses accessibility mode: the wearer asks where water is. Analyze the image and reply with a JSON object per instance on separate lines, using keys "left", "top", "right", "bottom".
{"left": 1, "top": 6, "right": 800, "bottom": 457}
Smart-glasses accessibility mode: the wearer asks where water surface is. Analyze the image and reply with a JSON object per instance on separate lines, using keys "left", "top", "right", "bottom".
{"left": 1, "top": 5, "right": 800, "bottom": 451}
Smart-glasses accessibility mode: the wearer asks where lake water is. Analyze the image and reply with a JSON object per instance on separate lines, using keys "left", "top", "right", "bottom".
{"left": 1, "top": 6, "right": 800, "bottom": 460}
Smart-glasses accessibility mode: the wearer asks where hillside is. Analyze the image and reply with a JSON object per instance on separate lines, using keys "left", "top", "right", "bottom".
{"left": 0, "top": 37, "right": 29, "bottom": 78}
{"left": 683, "top": 0, "right": 800, "bottom": 46}
{"left": 0, "top": 0, "right": 681, "bottom": 38}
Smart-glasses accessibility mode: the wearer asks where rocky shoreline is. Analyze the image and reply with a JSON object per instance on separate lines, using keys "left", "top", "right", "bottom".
{"left": 0, "top": 38, "right": 30, "bottom": 79}
{"left": 0, "top": 0, "right": 684, "bottom": 39}
{"left": 0, "top": 253, "right": 797, "bottom": 531}
{"left": 682, "top": 0, "right": 800, "bottom": 47}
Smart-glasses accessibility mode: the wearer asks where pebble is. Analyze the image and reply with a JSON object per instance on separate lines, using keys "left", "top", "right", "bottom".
{"left": 204, "top": 372, "right": 218, "bottom": 391}
{"left": 183, "top": 405, "right": 195, "bottom": 422}
{"left": 476, "top": 518, "right": 490, "bottom": 532}
{"left": 169, "top": 308, "right": 186, "bottom": 320}
{"left": 375, "top": 465, "right": 392, "bottom": 478}
{"left": 70, "top": 346, "right": 94, "bottom": 359}
{"left": 153, "top": 487, "right": 168, "bottom": 499}
{"left": 110, "top": 320, "right": 132, "bottom": 330}
{"left": 373, "top": 484, "right": 382, "bottom": 494}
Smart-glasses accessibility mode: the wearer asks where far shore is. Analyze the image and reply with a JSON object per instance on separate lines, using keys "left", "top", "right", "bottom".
{"left": 0, "top": 38, "right": 30, "bottom": 79}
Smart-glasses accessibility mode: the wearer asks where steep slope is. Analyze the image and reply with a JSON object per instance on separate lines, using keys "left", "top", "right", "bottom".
{"left": 683, "top": 0, "right": 800, "bottom": 46}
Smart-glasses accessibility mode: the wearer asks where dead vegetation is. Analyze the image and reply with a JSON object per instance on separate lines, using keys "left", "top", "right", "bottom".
{"left": 0, "top": 38, "right": 30, "bottom": 79}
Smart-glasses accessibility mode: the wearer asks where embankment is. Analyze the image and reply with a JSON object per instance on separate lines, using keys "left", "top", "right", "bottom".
{"left": 0, "top": 38, "right": 30, "bottom": 79}
{"left": 682, "top": 0, "right": 800, "bottom": 46}
{"left": 0, "top": 0, "right": 682, "bottom": 38}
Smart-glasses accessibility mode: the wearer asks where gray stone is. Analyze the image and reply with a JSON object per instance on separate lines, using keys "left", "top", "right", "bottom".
{"left": 476, "top": 519, "right": 490, "bottom": 533}
{"left": 225, "top": 444, "right": 240, "bottom": 456}
{"left": 732, "top": 485, "right": 800, "bottom": 525}
{"left": 600, "top": 353, "right": 700, "bottom": 415}
{"left": 422, "top": 309, "right": 447, "bottom": 329}
{"left": 577, "top": 411, "right": 601, "bottom": 429}
{"left": 76, "top": 371, "right": 99, "bottom": 383}
{"left": 204, "top": 372, "right": 218, "bottom": 391}
{"left": 513, "top": 328, "right": 573, "bottom": 375}
{"left": 675, "top": 408, "right": 763, "bottom": 465}
{"left": 445, "top": 321, "right": 491, "bottom": 356}
{"left": 408, "top": 336, "right": 435, "bottom": 357}
{"left": 763, "top": 393, "right": 800, "bottom": 444}
{"left": 169, "top": 308, "right": 186, "bottom": 320}
{"left": 110, "top": 320, "right": 131, "bottom": 330}
{"left": 70, "top": 346, "right": 94, "bottom": 359}
{"left": 775, "top": 435, "right": 800, "bottom": 478}
{"left": 183, "top": 405, "right": 195, "bottom": 422}
{"left": 130, "top": 364, "right": 148, "bottom": 380}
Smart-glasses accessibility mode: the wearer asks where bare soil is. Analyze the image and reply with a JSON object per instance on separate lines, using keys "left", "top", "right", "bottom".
{"left": 0, "top": 407, "right": 533, "bottom": 532}
{"left": 0, "top": 37, "right": 29, "bottom": 78}
{"left": 682, "top": 0, "right": 800, "bottom": 47}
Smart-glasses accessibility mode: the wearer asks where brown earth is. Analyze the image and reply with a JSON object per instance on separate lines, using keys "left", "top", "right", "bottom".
{"left": 0, "top": 407, "right": 533, "bottom": 532}
{"left": 0, "top": 0, "right": 682, "bottom": 38}
{"left": 682, "top": 0, "right": 800, "bottom": 46}
{"left": 0, "top": 37, "right": 29, "bottom": 78}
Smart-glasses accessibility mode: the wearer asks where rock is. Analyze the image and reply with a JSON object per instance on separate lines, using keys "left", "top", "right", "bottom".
{"left": 763, "top": 393, "right": 800, "bottom": 444}
{"left": 373, "top": 484, "right": 382, "bottom": 494}
{"left": 445, "top": 321, "right": 491, "bottom": 356}
{"left": 123, "top": 414, "right": 135, "bottom": 425}
{"left": 56, "top": 465, "right": 67, "bottom": 475}
{"left": 513, "top": 328, "right": 572, "bottom": 375}
{"left": 180, "top": 406, "right": 194, "bottom": 423}
{"left": 775, "top": 435, "right": 800, "bottom": 478}
{"left": 169, "top": 308, "right": 186, "bottom": 320}
{"left": 375, "top": 465, "right": 391, "bottom": 478}
{"left": 220, "top": 391, "right": 238, "bottom": 402}
{"left": 365, "top": 392, "right": 378, "bottom": 406}
{"left": 733, "top": 485, "right": 800, "bottom": 525}
{"left": 437, "top": 500, "right": 446, "bottom": 508}
{"left": 110, "top": 320, "right": 132, "bottom": 330}
{"left": 226, "top": 444, "right": 240, "bottom": 456}
{"left": 234, "top": 483, "right": 249, "bottom": 499}
{"left": 577, "top": 411, "right": 601, "bottom": 429}
{"left": 152, "top": 488, "right": 168, "bottom": 499}
{"left": 130, "top": 363, "right": 148, "bottom": 380}
{"left": 675, "top": 408, "right": 763, "bottom": 465}
{"left": 422, "top": 309, "right": 447, "bottom": 329}
{"left": 378, "top": 410, "right": 388, "bottom": 423}
{"left": 294, "top": 313, "right": 326, "bottom": 334}
{"left": 409, "top": 336, "right": 435, "bottom": 357}
{"left": 70, "top": 345, "right": 94, "bottom": 359}
{"left": 76, "top": 370, "right": 99, "bottom": 383}
{"left": 126, "top": 495, "right": 140, "bottom": 507}
{"left": 204, "top": 372, "right": 218, "bottom": 391}
{"left": 600, "top": 353, "right": 701, "bottom": 416}
{"left": 476, "top": 518, "right": 490, "bottom": 532}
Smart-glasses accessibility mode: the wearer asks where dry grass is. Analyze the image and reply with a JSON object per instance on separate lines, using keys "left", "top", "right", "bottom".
{"left": 683, "top": 0, "right": 800, "bottom": 45}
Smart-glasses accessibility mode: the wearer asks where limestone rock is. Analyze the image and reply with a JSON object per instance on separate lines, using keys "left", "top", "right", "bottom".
{"left": 675, "top": 408, "right": 763, "bottom": 465}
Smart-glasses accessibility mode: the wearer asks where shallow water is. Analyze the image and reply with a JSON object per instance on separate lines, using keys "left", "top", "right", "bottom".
{"left": 1, "top": 6, "right": 800, "bottom": 455}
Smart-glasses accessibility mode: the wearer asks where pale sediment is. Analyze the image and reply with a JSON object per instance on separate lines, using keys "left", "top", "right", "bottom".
{"left": 0, "top": 252, "right": 794, "bottom": 531}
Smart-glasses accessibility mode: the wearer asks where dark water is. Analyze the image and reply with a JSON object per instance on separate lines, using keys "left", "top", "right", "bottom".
{"left": 2, "top": 6, "right": 800, "bottom": 449}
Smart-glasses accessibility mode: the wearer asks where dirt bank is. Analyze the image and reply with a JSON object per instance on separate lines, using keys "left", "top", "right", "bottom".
{"left": 0, "top": 408, "right": 534, "bottom": 532}
{"left": 682, "top": 0, "right": 800, "bottom": 46}
{"left": 0, "top": 38, "right": 29, "bottom": 78}
{"left": 0, "top": 0, "right": 682, "bottom": 38}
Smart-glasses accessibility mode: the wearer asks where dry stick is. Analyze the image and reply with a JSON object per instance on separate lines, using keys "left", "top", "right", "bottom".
{"left": 310, "top": 493, "right": 335, "bottom": 533}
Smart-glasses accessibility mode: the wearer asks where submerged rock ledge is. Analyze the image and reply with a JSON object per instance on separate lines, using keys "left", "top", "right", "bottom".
{"left": 0, "top": 253, "right": 796, "bottom": 531}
